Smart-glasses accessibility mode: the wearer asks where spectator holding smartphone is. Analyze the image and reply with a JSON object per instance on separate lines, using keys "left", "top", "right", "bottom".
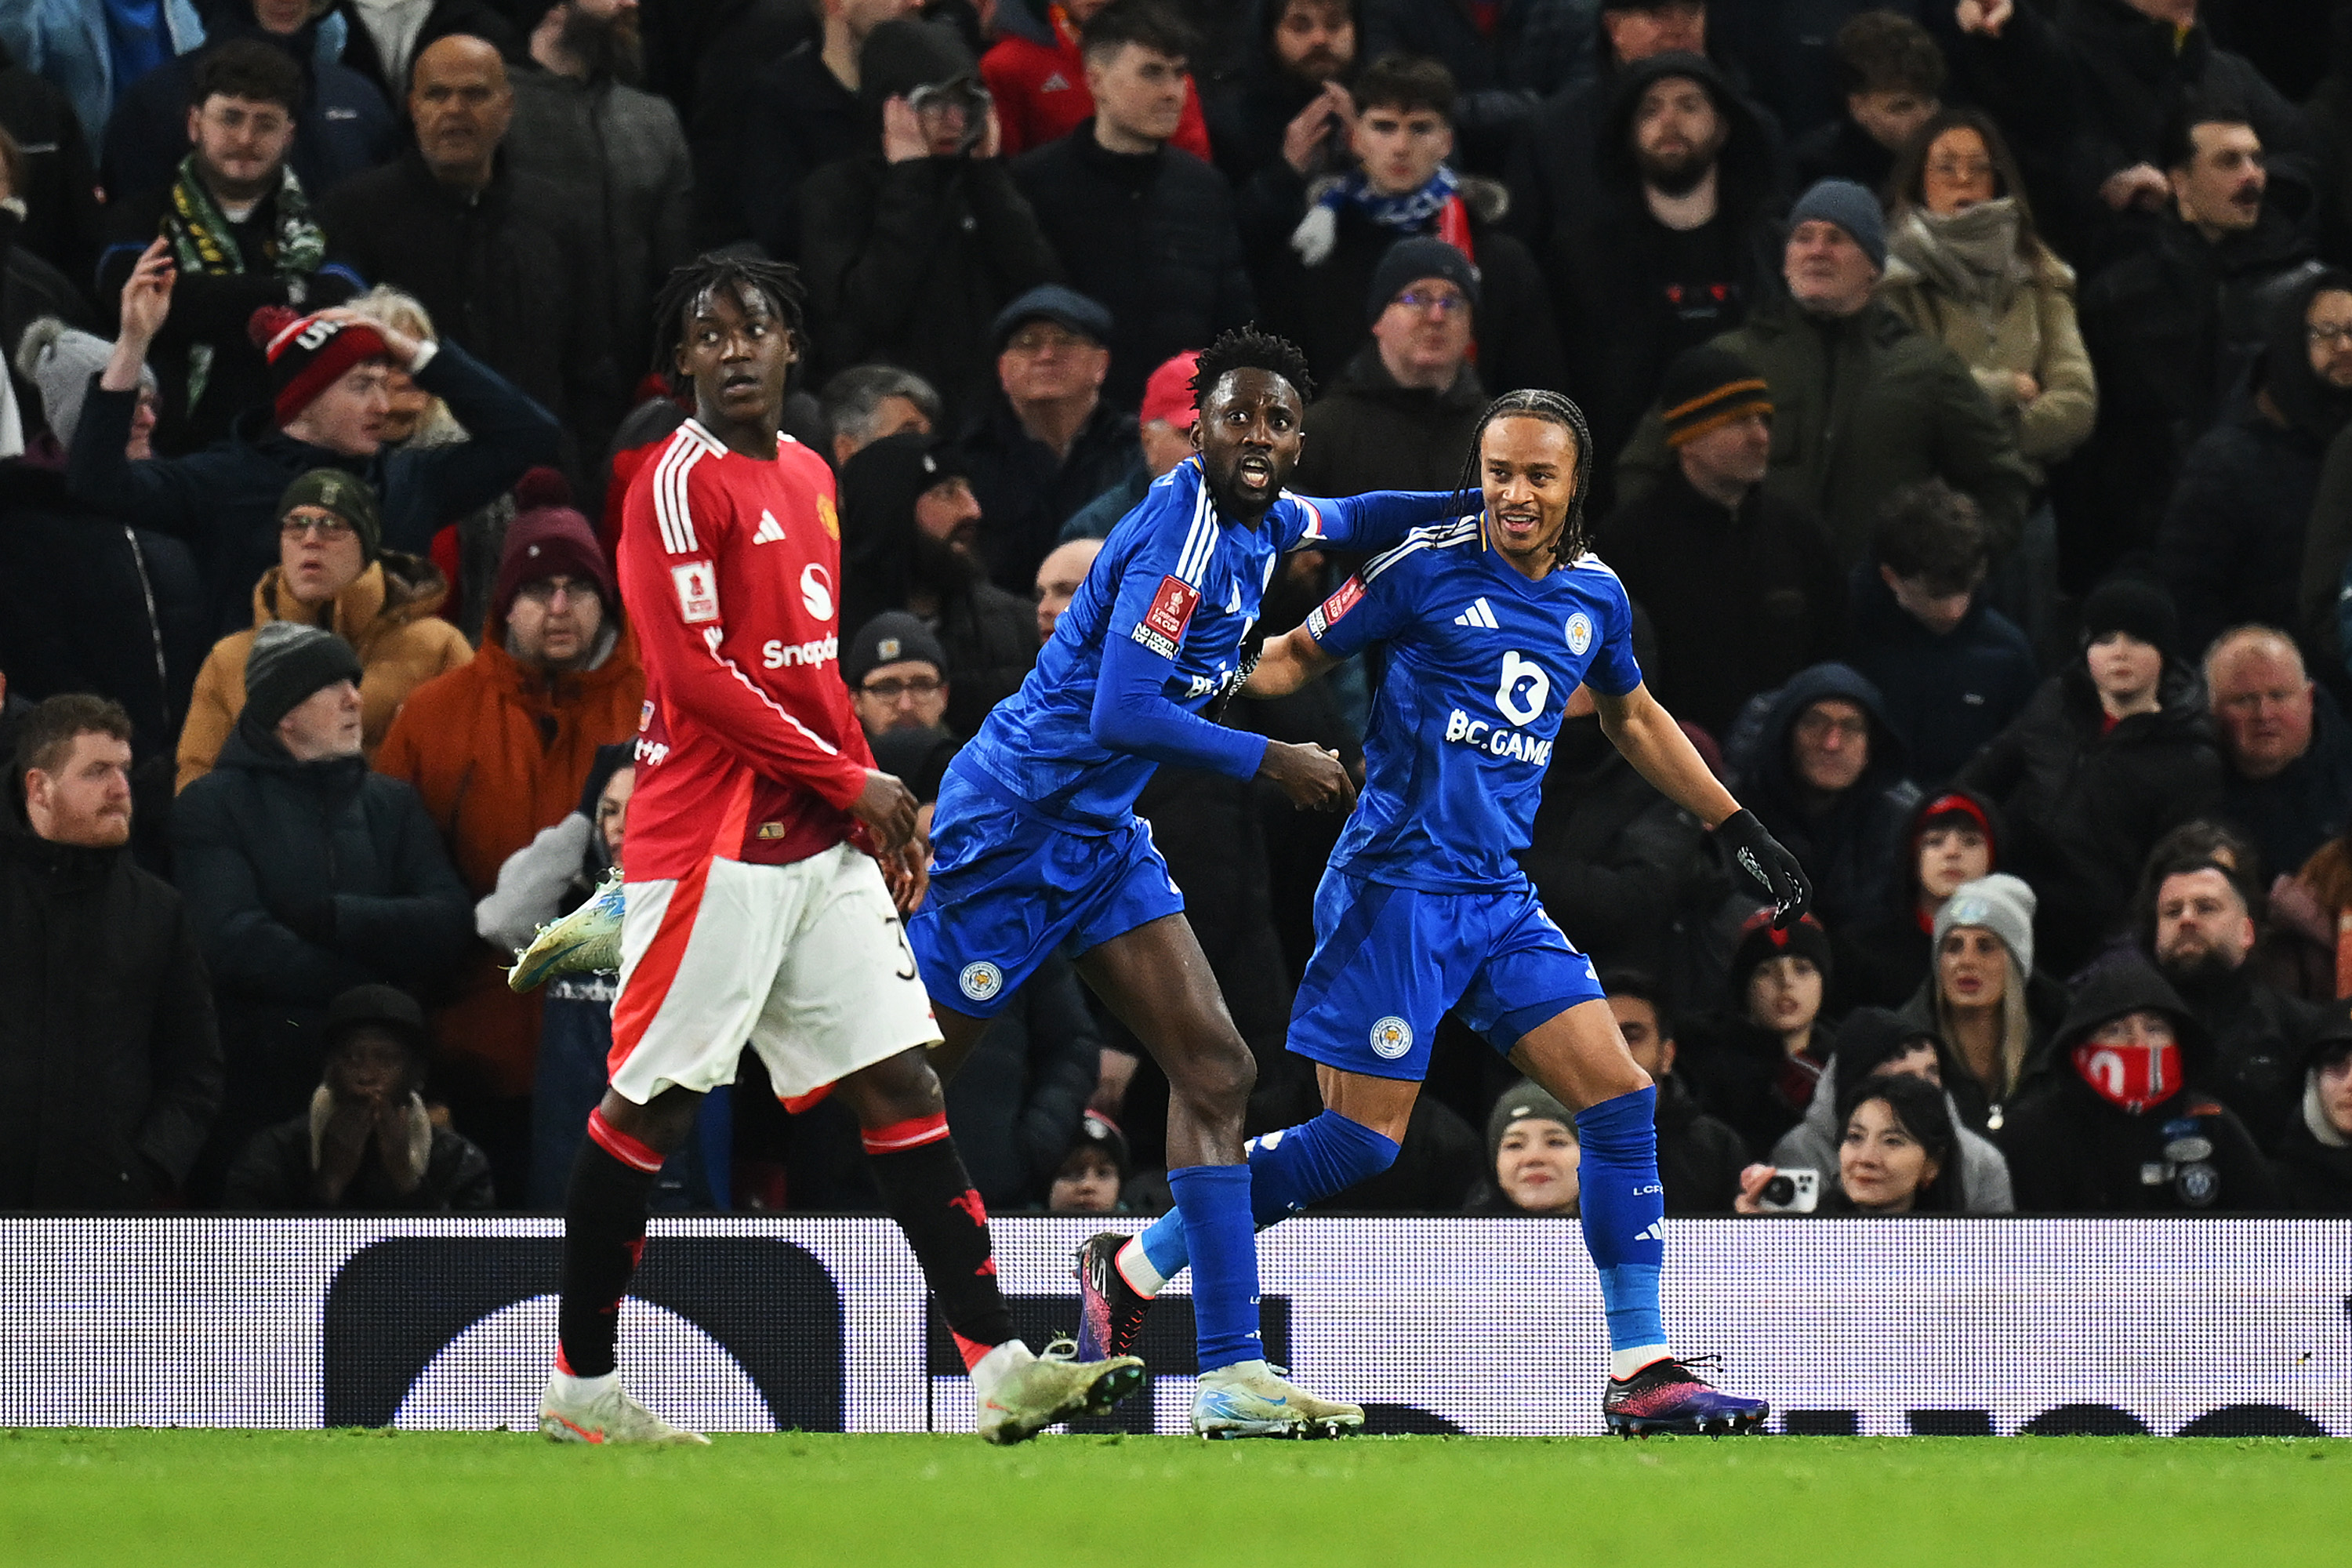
{"left": 1736, "top": 1071, "right": 1959, "bottom": 1215}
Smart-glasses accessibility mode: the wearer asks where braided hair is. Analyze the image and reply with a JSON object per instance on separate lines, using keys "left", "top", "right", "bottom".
{"left": 650, "top": 252, "right": 808, "bottom": 390}
{"left": 1450, "top": 389, "right": 1595, "bottom": 567}
{"left": 1189, "top": 325, "right": 1316, "bottom": 412}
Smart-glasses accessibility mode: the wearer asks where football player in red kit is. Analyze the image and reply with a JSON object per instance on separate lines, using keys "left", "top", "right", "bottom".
{"left": 537, "top": 254, "right": 1142, "bottom": 1445}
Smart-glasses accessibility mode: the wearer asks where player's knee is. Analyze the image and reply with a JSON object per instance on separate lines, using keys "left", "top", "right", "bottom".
{"left": 1167, "top": 1029, "right": 1255, "bottom": 1112}
{"left": 840, "top": 1046, "right": 946, "bottom": 1127}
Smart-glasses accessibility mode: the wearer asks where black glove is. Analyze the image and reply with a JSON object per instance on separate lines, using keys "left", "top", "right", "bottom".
{"left": 1715, "top": 808, "right": 1813, "bottom": 928}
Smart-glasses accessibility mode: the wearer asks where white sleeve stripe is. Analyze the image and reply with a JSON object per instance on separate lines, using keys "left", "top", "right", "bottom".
{"left": 1362, "top": 518, "right": 1481, "bottom": 584}
{"left": 652, "top": 435, "right": 685, "bottom": 554}
{"left": 653, "top": 431, "right": 705, "bottom": 556}
{"left": 706, "top": 640, "right": 843, "bottom": 759}
{"left": 1174, "top": 479, "right": 1214, "bottom": 585}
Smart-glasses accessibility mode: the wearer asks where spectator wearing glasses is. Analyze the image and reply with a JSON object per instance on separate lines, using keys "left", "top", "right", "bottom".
{"left": 176, "top": 469, "right": 470, "bottom": 790}
{"left": 844, "top": 612, "right": 954, "bottom": 743}
{"left": 1731, "top": 662, "right": 1918, "bottom": 933}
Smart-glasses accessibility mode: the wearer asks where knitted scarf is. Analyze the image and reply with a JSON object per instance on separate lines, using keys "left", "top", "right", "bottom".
{"left": 162, "top": 154, "right": 326, "bottom": 411}
{"left": 1889, "top": 200, "right": 2031, "bottom": 315}
{"left": 1290, "top": 165, "right": 1474, "bottom": 266}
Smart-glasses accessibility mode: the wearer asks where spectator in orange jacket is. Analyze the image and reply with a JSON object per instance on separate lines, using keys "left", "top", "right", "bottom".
{"left": 981, "top": 0, "right": 1212, "bottom": 162}
{"left": 372, "top": 498, "right": 644, "bottom": 1200}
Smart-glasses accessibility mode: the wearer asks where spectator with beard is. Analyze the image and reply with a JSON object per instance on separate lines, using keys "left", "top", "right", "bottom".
{"left": 844, "top": 612, "right": 954, "bottom": 742}
{"left": 1895, "top": 872, "right": 2058, "bottom": 1134}
{"left": 1879, "top": 108, "right": 2096, "bottom": 486}
{"left": 1847, "top": 480, "right": 2037, "bottom": 791}
{"left": 2203, "top": 629, "right": 2352, "bottom": 884}
{"left": 1835, "top": 786, "right": 2003, "bottom": 1012}
{"left": 840, "top": 431, "right": 1040, "bottom": 734}
{"left": 955, "top": 286, "right": 1141, "bottom": 593}
{"left": 505, "top": 0, "right": 691, "bottom": 380}
{"left": 981, "top": 0, "right": 1214, "bottom": 163}
{"left": 1769, "top": 1006, "right": 2013, "bottom": 1211}
{"left": 1033, "top": 537, "right": 1103, "bottom": 645}
{"left": 1789, "top": 12, "right": 1941, "bottom": 196}
{"left": 2001, "top": 959, "right": 2279, "bottom": 1212}
{"left": 2140, "top": 855, "right": 2314, "bottom": 1152}
{"left": 1546, "top": 50, "right": 1784, "bottom": 474}
{"left": 1204, "top": 0, "right": 1358, "bottom": 191}
{"left": 1602, "top": 971, "right": 1747, "bottom": 1212}
{"left": 1254, "top": 53, "right": 1560, "bottom": 398}
{"left": 1617, "top": 178, "right": 2034, "bottom": 568}
{"left": 1058, "top": 350, "right": 1196, "bottom": 542}
{"left": 2274, "top": 1015, "right": 2352, "bottom": 1210}
{"left": 1356, "top": 0, "right": 1595, "bottom": 173}
{"left": 1288, "top": 237, "right": 1487, "bottom": 496}
{"left": 800, "top": 17, "right": 1062, "bottom": 423}
{"left": 1596, "top": 349, "right": 1842, "bottom": 739}
{"left": 819, "top": 363, "right": 939, "bottom": 471}
{"left": 102, "top": 1, "right": 395, "bottom": 202}
{"left": 1959, "top": 577, "right": 2225, "bottom": 977}
{"left": 1677, "top": 909, "right": 1840, "bottom": 1159}
{"left": 722, "top": 0, "right": 916, "bottom": 261}
{"left": 96, "top": 42, "right": 365, "bottom": 456}
{"left": 2066, "top": 98, "right": 2321, "bottom": 593}
{"left": 1731, "top": 661, "right": 1918, "bottom": 933}
{"left": 2158, "top": 271, "right": 2352, "bottom": 657}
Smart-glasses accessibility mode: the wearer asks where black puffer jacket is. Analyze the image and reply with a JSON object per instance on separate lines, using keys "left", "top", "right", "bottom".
{"left": 1957, "top": 661, "right": 2224, "bottom": 977}
{"left": 1735, "top": 662, "right": 1920, "bottom": 933}
{"left": 169, "top": 728, "right": 473, "bottom": 1194}
{"left": 0, "top": 771, "right": 222, "bottom": 1207}
{"left": 1289, "top": 347, "right": 1486, "bottom": 497}
{"left": 801, "top": 151, "right": 1062, "bottom": 426}
{"left": 1675, "top": 1009, "right": 1837, "bottom": 1162}
{"left": 2164, "top": 961, "right": 2319, "bottom": 1155}
{"left": 1011, "top": 125, "right": 1254, "bottom": 408}
{"left": 2000, "top": 960, "right": 2281, "bottom": 1211}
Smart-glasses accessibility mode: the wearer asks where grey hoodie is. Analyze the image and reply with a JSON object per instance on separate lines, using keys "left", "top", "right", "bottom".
{"left": 1769, "top": 1056, "right": 2017, "bottom": 1214}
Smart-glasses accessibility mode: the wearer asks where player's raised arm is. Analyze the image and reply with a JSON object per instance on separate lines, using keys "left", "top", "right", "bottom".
{"left": 1280, "top": 486, "right": 1467, "bottom": 554}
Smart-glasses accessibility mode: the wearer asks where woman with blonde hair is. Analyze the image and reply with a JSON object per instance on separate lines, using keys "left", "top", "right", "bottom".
{"left": 1897, "top": 873, "right": 2046, "bottom": 1133}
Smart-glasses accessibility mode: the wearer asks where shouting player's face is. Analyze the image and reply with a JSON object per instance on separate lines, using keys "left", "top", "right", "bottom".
{"left": 1192, "top": 368, "right": 1304, "bottom": 519}
{"left": 1479, "top": 414, "right": 1579, "bottom": 572}
{"left": 676, "top": 281, "right": 797, "bottom": 435}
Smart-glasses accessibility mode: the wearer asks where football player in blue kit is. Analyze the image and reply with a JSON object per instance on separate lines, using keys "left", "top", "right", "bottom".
{"left": 1075, "top": 390, "right": 1813, "bottom": 1436}
{"left": 906, "top": 328, "right": 1470, "bottom": 1438}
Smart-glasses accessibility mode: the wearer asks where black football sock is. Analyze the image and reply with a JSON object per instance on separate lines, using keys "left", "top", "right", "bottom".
{"left": 864, "top": 1111, "right": 1018, "bottom": 1370}
{"left": 555, "top": 1110, "right": 664, "bottom": 1380}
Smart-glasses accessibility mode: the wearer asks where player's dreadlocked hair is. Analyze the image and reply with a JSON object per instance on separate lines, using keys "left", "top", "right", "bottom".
{"left": 1189, "top": 325, "right": 1316, "bottom": 410}
{"left": 1451, "top": 389, "right": 1596, "bottom": 567}
{"left": 650, "top": 252, "right": 808, "bottom": 388}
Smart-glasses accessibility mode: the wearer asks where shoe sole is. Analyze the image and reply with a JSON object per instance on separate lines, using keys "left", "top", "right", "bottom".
{"left": 982, "top": 1357, "right": 1148, "bottom": 1446}
{"left": 1605, "top": 1406, "right": 1770, "bottom": 1439}
{"left": 538, "top": 1409, "right": 712, "bottom": 1446}
{"left": 1196, "top": 1411, "right": 1364, "bottom": 1440}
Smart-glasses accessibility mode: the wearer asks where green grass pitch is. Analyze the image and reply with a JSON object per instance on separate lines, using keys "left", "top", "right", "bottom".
{"left": 2, "top": 1429, "right": 2338, "bottom": 1567}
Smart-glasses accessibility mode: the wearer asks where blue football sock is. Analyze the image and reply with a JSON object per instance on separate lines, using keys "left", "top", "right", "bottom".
{"left": 1165, "top": 1163, "right": 1262, "bottom": 1371}
{"left": 1572, "top": 1086, "right": 1668, "bottom": 1363}
{"left": 1134, "top": 1111, "right": 1402, "bottom": 1283}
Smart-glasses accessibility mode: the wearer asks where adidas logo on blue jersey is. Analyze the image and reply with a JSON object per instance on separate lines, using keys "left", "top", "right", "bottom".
{"left": 1452, "top": 597, "right": 1500, "bottom": 630}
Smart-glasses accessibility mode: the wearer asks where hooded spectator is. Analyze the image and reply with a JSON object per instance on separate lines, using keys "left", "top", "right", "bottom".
{"left": 1058, "top": 350, "right": 1196, "bottom": 542}
{"left": 1595, "top": 346, "right": 1844, "bottom": 737}
{"left": 1846, "top": 479, "right": 2038, "bottom": 790}
{"left": 1357, "top": 0, "right": 1592, "bottom": 172}
{"left": 2274, "top": 1011, "right": 2352, "bottom": 1210}
{"left": 800, "top": 16, "right": 1062, "bottom": 422}
{"left": 1603, "top": 971, "right": 1746, "bottom": 1211}
{"left": 1895, "top": 872, "right": 2060, "bottom": 1134}
{"left": 2203, "top": 628, "right": 2352, "bottom": 884}
{"left": 0, "top": 694, "right": 222, "bottom": 1207}
{"left": 101, "top": 1, "right": 396, "bottom": 205}
{"left": 1879, "top": 107, "right": 2096, "bottom": 483}
{"left": 95, "top": 39, "right": 366, "bottom": 455}
{"left": 981, "top": 0, "right": 1214, "bottom": 164}
{"left": 1677, "top": 909, "right": 1839, "bottom": 1158}
{"left": 2158, "top": 270, "right": 2352, "bottom": 656}
{"left": 820, "top": 363, "right": 941, "bottom": 471}
{"left": 1546, "top": 49, "right": 1784, "bottom": 474}
{"left": 1737, "top": 1069, "right": 1962, "bottom": 1214}
{"left": 3, "top": 319, "right": 209, "bottom": 769}
{"left": 322, "top": 34, "right": 619, "bottom": 484}
{"left": 1733, "top": 661, "right": 1918, "bottom": 931}
{"left": 176, "top": 466, "right": 471, "bottom": 789}
{"left": 1251, "top": 53, "right": 1560, "bottom": 400}
{"left": 1790, "top": 11, "right": 1943, "bottom": 196}
{"left": 1958, "top": 576, "right": 2226, "bottom": 976}
{"left": 1288, "top": 236, "right": 1487, "bottom": 496}
{"left": 1203, "top": 0, "right": 1359, "bottom": 191}
{"left": 1009, "top": 2, "right": 1254, "bottom": 408}
{"left": 68, "top": 275, "right": 563, "bottom": 638}
{"left": 2000, "top": 959, "right": 2280, "bottom": 1212}
{"left": 170, "top": 622, "right": 474, "bottom": 1199}
{"left": 1834, "top": 786, "right": 2005, "bottom": 1011}
{"left": 1467, "top": 1080, "right": 1581, "bottom": 1214}
{"left": 1617, "top": 178, "right": 2036, "bottom": 568}
{"left": 373, "top": 498, "right": 644, "bottom": 1190}
{"left": 221, "top": 982, "right": 495, "bottom": 1210}
{"left": 1769, "top": 1007, "right": 2013, "bottom": 1212}
{"left": 956, "top": 286, "right": 1142, "bottom": 593}
{"left": 840, "top": 433, "right": 1040, "bottom": 732}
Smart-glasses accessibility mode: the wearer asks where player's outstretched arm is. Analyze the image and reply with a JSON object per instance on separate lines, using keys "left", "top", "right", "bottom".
{"left": 1286, "top": 488, "right": 1466, "bottom": 553}
{"left": 1240, "top": 626, "right": 1338, "bottom": 699}
{"left": 1592, "top": 682, "right": 1813, "bottom": 925}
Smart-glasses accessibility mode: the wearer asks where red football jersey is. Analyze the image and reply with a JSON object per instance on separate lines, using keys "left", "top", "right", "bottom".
{"left": 617, "top": 419, "right": 874, "bottom": 880}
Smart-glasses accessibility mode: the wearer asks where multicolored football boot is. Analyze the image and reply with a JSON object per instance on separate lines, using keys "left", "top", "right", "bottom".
{"left": 1074, "top": 1232, "right": 1153, "bottom": 1363}
{"left": 1602, "top": 1355, "right": 1770, "bottom": 1437}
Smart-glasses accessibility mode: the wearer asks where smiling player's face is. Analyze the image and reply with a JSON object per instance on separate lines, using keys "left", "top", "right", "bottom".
{"left": 1479, "top": 415, "right": 1579, "bottom": 577}
{"left": 1192, "top": 368, "right": 1305, "bottom": 521}
{"left": 675, "top": 282, "right": 797, "bottom": 436}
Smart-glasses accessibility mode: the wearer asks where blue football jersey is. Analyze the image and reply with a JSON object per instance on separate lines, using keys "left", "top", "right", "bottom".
{"left": 957, "top": 458, "right": 1449, "bottom": 829}
{"left": 1307, "top": 518, "right": 1644, "bottom": 890}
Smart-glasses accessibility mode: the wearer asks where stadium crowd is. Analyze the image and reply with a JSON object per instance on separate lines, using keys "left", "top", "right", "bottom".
{"left": 4, "top": 0, "right": 2352, "bottom": 1221}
